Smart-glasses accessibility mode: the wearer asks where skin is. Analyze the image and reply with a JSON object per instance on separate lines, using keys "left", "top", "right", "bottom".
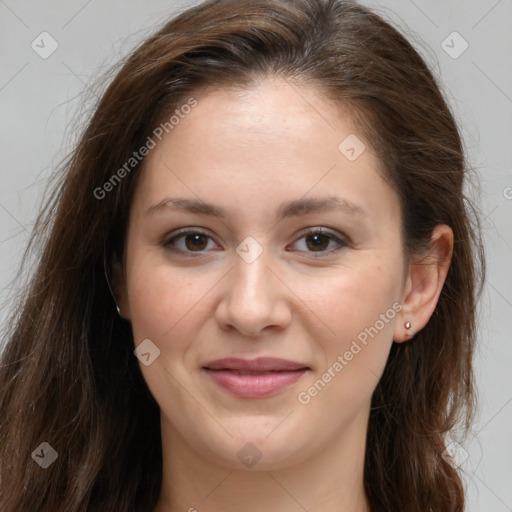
{"left": 113, "top": 77, "right": 453, "bottom": 512}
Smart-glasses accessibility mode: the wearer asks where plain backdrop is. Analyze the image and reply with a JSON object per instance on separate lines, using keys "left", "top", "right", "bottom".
{"left": 0, "top": 1, "right": 511, "bottom": 510}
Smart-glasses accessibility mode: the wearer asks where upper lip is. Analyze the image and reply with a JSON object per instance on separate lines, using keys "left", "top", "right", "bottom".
{"left": 202, "top": 357, "right": 310, "bottom": 372}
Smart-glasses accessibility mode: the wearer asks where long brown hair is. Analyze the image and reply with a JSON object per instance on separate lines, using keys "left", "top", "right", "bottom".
{"left": 0, "top": 1, "right": 485, "bottom": 510}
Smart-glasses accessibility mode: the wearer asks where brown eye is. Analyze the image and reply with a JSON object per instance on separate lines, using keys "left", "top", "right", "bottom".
{"left": 288, "top": 228, "right": 348, "bottom": 257}
{"left": 164, "top": 229, "right": 219, "bottom": 256}
{"left": 304, "top": 232, "right": 331, "bottom": 251}
{"left": 182, "top": 233, "right": 208, "bottom": 251}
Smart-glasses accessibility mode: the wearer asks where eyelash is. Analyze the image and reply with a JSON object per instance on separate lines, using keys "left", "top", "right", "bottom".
{"left": 162, "top": 227, "right": 349, "bottom": 258}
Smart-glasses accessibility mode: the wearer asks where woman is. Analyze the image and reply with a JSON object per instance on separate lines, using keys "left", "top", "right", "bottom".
{"left": 0, "top": 0, "right": 484, "bottom": 510}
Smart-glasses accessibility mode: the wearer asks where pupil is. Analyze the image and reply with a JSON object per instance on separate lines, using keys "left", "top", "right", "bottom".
{"left": 307, "top": 233, "right": 328, "bottom": 251}
{"left": 186, "top": 234, "right": 207, "bottom": 250}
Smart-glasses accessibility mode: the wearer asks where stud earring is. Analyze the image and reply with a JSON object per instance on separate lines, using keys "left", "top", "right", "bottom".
{"left": 404, "top": 321, "right": 412, "bottom": 330}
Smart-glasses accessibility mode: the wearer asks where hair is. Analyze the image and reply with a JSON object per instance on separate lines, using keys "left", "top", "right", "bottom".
{"left": 0, "top": 0, "right": 485, "bottom": 510}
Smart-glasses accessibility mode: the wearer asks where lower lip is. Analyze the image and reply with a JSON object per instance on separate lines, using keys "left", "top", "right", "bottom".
{"left": 203, "top": 368, "right": 309, "bottom": 398}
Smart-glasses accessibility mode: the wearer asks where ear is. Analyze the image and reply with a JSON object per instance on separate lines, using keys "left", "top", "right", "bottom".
{"left": 111, "top": 253, "right": 131, "bottom": 320}
{"left": 394, "top": 224, "right": 453, "bottom": 342}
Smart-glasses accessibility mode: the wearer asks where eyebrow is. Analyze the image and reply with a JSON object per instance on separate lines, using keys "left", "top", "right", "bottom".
{"left": 144, "top": 195, "right": 367, "bottom": 221}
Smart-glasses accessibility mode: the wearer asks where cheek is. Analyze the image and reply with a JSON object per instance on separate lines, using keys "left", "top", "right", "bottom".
{"left": 126, "top": 261, "right": 214, "bottom": 406}
{"left": 128, "top": 267, "right": 188, "bottom": 339}
{"left": 126, "top": 254, "right": 222, "bottom": 358}
{"left": 296, "top": 255, "right": 401, "bottom": 393}
{"left": 299, "top": 256, "right": 401, "bottom": 342}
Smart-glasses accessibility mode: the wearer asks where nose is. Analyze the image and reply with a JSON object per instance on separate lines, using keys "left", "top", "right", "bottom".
{"left": 214, "top": 244, "right": 292, "bottom": 338}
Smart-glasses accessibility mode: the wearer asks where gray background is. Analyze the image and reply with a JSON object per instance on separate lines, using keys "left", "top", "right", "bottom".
{"left": 1, "top": 0, "right": 511, "bottom": 510}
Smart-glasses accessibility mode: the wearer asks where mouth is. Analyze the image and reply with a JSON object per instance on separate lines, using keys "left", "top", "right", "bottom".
{"left": 202, "top": 357, "right": 310, "bottom": 398}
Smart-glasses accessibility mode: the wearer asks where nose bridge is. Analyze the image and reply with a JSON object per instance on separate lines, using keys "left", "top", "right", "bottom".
{"left": 216, "top": 235, "right": 290, "bottom": 335}
{"left": 232, "top": 236, "right": 274, "bottom": 311}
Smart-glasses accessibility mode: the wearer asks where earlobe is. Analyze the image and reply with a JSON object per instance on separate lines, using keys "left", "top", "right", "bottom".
{"left": 394, "top": 224, "right": 453, "bottom": 343}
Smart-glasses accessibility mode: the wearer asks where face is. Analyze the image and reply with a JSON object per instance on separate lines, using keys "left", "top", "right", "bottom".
{"left": 117, "top": 77, "right": 409, "bottom": 470}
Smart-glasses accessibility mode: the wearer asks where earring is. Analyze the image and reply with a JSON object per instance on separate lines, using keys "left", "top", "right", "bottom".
{"left": 404, "top": 321, "right": 412, "bottom": 330}
{"left": 116, "top": 303, "right": 121, "bottom": 315}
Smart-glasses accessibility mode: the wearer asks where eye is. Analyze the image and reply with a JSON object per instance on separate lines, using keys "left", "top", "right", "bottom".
{"left": 162, "top": 226, "right": 348, "bottom": 258}
{"left": 288, "top": 227, "right": 348, "bottom": 257}
{"left": 163, "top": 228, "right": 220, "bottom": 256}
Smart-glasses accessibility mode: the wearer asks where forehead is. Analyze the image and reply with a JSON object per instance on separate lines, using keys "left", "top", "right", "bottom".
{"left": 132, "top": 77, "right": 400, "bottom": 227}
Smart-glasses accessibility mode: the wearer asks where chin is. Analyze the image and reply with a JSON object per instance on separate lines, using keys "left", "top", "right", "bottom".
{"left": 196, "top": 428, "right": 312, "bottom": 471}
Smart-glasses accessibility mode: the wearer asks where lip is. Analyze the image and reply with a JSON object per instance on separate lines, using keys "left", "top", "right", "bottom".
{"left": 202, "top": 357, "right": 310, "bottom": 398}
{"left": 202, "top": 357, "right": 309, "bottom": 372}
